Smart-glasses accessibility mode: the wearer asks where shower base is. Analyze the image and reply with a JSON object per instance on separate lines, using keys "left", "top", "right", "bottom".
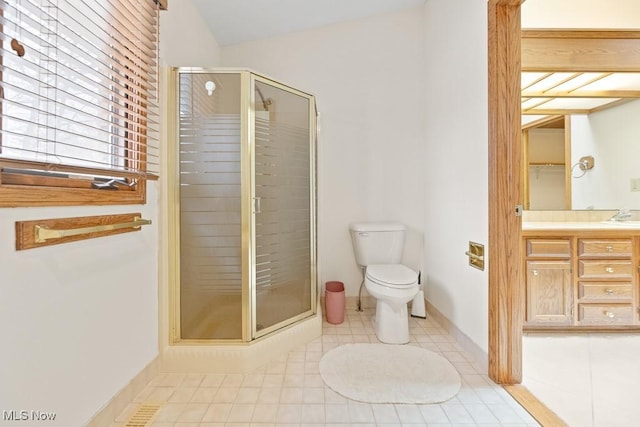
{"left": 181, "top": 284, "right": 312, "bottom": 340}
{"left": 161, "top": 309, "right": 321, "bottom": 373}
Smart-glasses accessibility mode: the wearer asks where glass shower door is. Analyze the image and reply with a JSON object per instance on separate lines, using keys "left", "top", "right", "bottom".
{"left": 179, "top": 71, "right": 244, "bottom": 340}
{"left": 252, "top": 76, "right": 316, "bottom": 337}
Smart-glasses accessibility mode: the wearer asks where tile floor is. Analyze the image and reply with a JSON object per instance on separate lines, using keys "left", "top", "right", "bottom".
{"left": 112, "top": 309, "right": 540, "bottom": 426}
{"left": 523, "top": 333, "right": 640, "bottom": 427}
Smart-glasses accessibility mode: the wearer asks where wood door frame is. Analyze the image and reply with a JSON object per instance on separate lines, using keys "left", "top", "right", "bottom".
{"left": 488, "top": 0, "right": 524, "bottom": 384}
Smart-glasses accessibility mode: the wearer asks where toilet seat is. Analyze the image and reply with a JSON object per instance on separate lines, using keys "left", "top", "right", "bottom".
{"left": 366, "top": 264, "right": 418, "bottom": 289}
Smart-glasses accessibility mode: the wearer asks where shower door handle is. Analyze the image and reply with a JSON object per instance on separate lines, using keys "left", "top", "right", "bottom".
{"left": 253, "top": 197, "right": 262, "bottom": 214}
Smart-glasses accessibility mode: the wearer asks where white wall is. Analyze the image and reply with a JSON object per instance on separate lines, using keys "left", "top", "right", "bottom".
{"left": 0, "top": 203, "right": 158, "bottom": 427}
{"left": 528, "top": 128, "right": 566, "bottom": 210}
{"left": 159, "top": 0, "right": 221, "bottom": 66}
{"left": 0, "top": 2, "right": 220, "bottom": 426}
{"left": 222, "top": 8, "right": 426, "bottom": 297}
{"left": 222, "top": 0, "right": 491, "bottom": 357}
{"left": 422, "top": 0, "right": 489, "bottom": 353}
{"left": 571, "top": 100, "right": 640, "bottom": 210}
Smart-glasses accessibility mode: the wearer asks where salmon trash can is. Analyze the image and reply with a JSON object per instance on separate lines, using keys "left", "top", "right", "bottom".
{"left": 325, "top": 281, "right": 345, "bottom": 324}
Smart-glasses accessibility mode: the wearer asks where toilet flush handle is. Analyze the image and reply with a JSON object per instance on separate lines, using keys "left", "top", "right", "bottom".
{"left": 359, "top": 232, "right": 369, "bottom": 237}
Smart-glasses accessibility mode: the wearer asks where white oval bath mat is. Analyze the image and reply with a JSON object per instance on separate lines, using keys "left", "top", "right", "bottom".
{"left": 319, "top": 343, "right": 461, "bottom": 404}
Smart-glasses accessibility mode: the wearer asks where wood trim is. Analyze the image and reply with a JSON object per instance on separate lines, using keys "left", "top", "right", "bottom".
{"left": 503, "top": 385, "right": 569, "bottom": 427}
{"left": 587, "top": 98, "right": 633, "bottom": 114}
{"left": 522, "top": 31, "right": 640, "bottom": 72}
{"left": 0, "top": 180, "right": 146, "bottom": 207}
{"left": 529, "top": 162, "right": 563, "bottom": 166}
{"left": 493, "top": 0, "right": 522, "bottom": 6}
{"left": 635, "top": 236, "right": 640, "bottom": 327}
{"left": 522, "top": 90, "right": 640, "bottom": 98}
{"left": 488, "top": 0, "right": 523, "bottom": 384}
{"left": 523, "top": 228, "right": 640, "bottom": 238}
{"left": 523, "top": 108, "right": 595, "bottom": 115}
{"left": 564, "top": 115, "right": 572, "bottom": 209}
{"left": 522, "top": 29, "right": 640, "bottom": 39}
{"left": 521, "top": 115, "right": 563, "bottom": 131}
{"left": 525, "top": 325, "right": 640, "bottom": 332}
{"left": 15, "top": 213, "right": 148, "bottom": 250}
{"left": 522, "top": 129, "right": 529, "bottom": 210}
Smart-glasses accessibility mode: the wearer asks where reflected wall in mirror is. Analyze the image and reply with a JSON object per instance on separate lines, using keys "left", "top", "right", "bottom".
{"left": 523, "top": 115, "right": 567, "bottom": 210}
{"left": 521, "top": 30, "right": 640, "bottom": 210}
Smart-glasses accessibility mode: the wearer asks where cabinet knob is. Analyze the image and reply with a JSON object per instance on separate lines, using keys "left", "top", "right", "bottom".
{"left": 532, "top": 270, "right": 539, "bottom": 276}
{"left": 605, "top": 267, "right": 614, "bottom": 273}
{"left": 605, "top": 288, "right": 615, "bottom": 295}
{"left": 604, "top": 311, "right": 615, "bottom": 318}
{"left": 606, "top": 245, "right": 614, "bottom": 252}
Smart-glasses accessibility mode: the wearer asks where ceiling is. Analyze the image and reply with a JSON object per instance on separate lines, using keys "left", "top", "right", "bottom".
{"left": 190, "top": 0, "right": 426, "bottom": 46}
{"left": 188, "top": 0, "right": 638, "bottom": 121}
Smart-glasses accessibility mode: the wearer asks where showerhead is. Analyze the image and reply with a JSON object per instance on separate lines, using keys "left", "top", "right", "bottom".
{"left": 255, "top": 86, "right": 272, "bottom": 110}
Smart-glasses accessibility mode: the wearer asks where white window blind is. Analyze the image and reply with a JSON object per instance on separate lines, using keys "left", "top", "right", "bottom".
{"left": 0, "top": 0, "right": 160, "bottom": 184}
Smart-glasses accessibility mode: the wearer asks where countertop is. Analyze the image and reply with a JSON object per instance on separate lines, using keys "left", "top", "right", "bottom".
{"left": 522, "top": 221, "right": 640, "bottom": 231}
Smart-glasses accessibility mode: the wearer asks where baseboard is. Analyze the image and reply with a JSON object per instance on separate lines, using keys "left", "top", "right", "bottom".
{"left": 426, "top": 300, "right": 489, "bottom": 374}
{"left": 504, "top": 385, "right": 569, "bottom": 427}
{"left": 85, "top": 356, "right": 160, "bottom": 427}
{"left": 318, "top": 295, "right": 376, "bottom": 317}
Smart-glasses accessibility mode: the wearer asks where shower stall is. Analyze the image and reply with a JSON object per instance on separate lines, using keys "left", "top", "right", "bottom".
{"left": 171, "top": 68, "right": 317, "bottom": 344}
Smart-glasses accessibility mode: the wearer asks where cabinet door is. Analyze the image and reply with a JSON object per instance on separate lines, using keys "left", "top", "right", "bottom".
{"left": 526, "top": 260, "right": 573, "bottom": 324}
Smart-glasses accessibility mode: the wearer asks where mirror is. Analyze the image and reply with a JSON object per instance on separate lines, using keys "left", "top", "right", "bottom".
{"left": 521, "top": 30, "right": 640, "bottom": 210}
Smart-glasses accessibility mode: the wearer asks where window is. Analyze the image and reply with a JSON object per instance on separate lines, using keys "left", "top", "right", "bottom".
{"left": 0, "top": 0, "right": 160, "bottom": 206}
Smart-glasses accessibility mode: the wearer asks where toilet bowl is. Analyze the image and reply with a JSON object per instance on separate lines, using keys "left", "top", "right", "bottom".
{"left": 365, "top": 264, "right": 419, "bottom": 344}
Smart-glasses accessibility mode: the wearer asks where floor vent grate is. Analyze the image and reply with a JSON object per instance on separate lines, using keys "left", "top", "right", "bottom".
{"left": 124, "top": 403, "right": 162, "bottom": 427}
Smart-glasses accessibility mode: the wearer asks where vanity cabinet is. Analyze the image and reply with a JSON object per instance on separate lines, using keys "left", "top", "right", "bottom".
{"left": 523, "top": 233, "right": 640, "bottom": 329}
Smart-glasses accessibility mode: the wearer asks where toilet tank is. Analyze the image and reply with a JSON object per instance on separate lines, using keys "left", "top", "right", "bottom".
{"left": 349, "top": 222, "right": 406, "bottom": 267}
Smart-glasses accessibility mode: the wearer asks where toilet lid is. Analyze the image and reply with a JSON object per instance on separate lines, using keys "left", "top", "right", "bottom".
{"left": 366, "top": 264, "right": 418, "bottom": 288}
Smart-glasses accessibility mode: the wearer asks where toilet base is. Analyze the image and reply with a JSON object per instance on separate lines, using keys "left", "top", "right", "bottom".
{"left": 374, "top": 300, "right": 410, "bottom": 344}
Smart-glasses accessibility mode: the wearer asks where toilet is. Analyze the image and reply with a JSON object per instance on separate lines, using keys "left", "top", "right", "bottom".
{"left": 349, "top": 222, "right": 419, "bottom": 344}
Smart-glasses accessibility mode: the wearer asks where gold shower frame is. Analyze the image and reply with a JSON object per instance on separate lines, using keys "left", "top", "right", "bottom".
{"left": 166, "top": 68, "right": 318, "bottom": 345}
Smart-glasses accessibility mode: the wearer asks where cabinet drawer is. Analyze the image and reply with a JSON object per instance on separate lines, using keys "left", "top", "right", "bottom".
{"left": 526, "top": 239, "right": 571, "bottom": 258}
{"left": 578, "top": 282, "right": 633, "bottom": 301}
{"left": 578, "top": 260, "right": 633, "bottom": 279}
{"left": 578, "top": 304, "right": 635, "bottom": 324}
{"left": 578, "top": 239, "right": 632, "bottom": 258}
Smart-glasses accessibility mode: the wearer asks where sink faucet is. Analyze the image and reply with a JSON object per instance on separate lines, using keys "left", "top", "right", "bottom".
{"left": 609, "top": 208, "right": 633, "bottom": 221}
